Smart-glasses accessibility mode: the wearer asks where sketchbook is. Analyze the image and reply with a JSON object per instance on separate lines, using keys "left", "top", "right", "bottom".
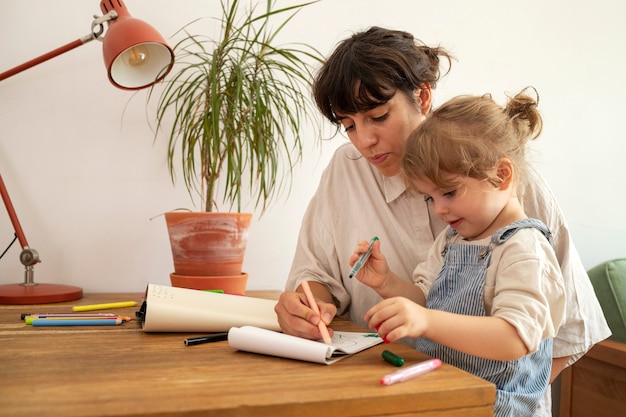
{"left": 139, "top": 283, "right": 281, "bottom": 333}
{"left": 228, "top": 325, "right": 383, "bottom": 365}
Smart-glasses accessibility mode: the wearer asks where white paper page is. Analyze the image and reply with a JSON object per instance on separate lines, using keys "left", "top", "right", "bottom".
{"left": 228, "top": 326, "right": 383, "bottom": 365}
{"left": 229, "top": 326, "right": 332, "bottom": 364}
{"left": 330, "top": 331, "right": 383, "bottom": 355}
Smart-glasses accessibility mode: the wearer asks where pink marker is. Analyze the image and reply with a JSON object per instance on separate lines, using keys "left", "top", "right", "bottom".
{"left": 380, "top": 358, "right": 442, "bottom": 386}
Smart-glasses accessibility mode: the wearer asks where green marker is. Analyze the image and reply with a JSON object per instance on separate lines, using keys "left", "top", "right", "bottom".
{"left": 349, "top": 236, "right": 379, "bottom": 278}
{"left": 382, "top": 350, "right": 405, "bottom": 367}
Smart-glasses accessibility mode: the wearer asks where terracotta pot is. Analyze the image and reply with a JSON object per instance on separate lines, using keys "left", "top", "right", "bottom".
{"left": 164, "top": 211, "right": 253, "bottom": 277}
{"left": 170, "top": 273, "right": 248, "bottom": 295}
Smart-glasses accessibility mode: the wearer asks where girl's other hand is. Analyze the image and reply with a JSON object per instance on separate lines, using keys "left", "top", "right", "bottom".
{"left": 365, "top": 297, "right": 429, "bottom": 343}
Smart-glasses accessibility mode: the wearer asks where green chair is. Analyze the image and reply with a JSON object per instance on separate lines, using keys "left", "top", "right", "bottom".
{"left": 588, "top": 258, "right": 626, "bottom": 343}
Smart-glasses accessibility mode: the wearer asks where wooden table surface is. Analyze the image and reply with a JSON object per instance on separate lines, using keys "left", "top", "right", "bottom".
{"left": 0, "top": 291, "right": 495, "bottom": 417}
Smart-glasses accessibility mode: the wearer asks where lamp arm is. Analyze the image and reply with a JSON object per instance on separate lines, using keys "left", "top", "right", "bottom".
{"left": 0, "top": 174, "right": 29, "bottom": 249}
{"left": 0, "top": 35, "right": 94, "bottom": 82}
{"left": 0, "top": 174, "right": 40, "bottom": 269}
{"left": 0, "top": 10, "right": 118, "bottom": 83}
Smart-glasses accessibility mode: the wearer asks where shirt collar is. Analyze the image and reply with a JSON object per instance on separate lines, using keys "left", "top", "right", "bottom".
{"left": 383, "top": 174, "right": 407, "bottom": 203}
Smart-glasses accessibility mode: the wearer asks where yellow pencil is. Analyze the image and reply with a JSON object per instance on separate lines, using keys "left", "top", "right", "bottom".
{"left": 72, "top": 301, "right": 137, "bottom": 312}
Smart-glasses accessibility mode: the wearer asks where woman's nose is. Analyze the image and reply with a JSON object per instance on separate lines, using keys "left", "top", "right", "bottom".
{"left": 353, "top": 122, "right": 377, "bottom": 148}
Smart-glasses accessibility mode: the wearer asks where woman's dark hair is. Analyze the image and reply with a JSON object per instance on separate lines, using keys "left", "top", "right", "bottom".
{"left": 313, "top": 26, "right": 453, "bottom": 125}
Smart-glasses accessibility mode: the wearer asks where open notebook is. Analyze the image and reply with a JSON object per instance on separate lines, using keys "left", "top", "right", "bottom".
{"left": 228, "top": 325, "right": 383, "bottom": 365}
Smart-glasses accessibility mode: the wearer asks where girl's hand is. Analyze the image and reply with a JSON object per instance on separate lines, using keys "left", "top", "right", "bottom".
{"left": 349, "top": 239, "right": 390, "bottom": 290}
{"left": 365, "top": 297, "right": 430, "bottom": 343}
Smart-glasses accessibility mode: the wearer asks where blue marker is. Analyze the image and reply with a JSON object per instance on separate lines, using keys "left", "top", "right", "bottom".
{"left": 348, "top": 237, "right": 379, "bottom": 278}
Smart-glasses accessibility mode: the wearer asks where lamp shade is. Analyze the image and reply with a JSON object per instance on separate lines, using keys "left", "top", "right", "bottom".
{"left": 100, "top": 0, "right": 174, "bottom": 90}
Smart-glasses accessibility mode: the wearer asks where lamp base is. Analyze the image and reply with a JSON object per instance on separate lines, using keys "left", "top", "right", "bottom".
{"left": 0, "top": 283, "right": 83, "bottom": 305}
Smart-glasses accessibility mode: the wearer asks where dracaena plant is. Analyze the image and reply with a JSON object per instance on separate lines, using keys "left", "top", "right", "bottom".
{"left": 150, "top": 0, "right": 323, "bottom": 212}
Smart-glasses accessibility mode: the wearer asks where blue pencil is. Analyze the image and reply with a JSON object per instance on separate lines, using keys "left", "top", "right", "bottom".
{"left": 31, "top": 318, "right": 123, "bottom": 326}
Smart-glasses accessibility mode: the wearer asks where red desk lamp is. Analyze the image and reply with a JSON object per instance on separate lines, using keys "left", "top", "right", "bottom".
{"left": 0, "top": 0, "right": 174, "bottom": 304}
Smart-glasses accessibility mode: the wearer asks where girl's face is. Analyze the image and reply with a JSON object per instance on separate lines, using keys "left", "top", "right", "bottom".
{"left": 410, "top": 172, "right": 519, "bottom": 241}
{"left": 336, "top": 88, "right": 429, "bottom": 177}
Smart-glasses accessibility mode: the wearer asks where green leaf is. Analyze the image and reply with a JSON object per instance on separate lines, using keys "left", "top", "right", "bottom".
{"left": 150, "top": 0, "right": 323, "bottom": 213}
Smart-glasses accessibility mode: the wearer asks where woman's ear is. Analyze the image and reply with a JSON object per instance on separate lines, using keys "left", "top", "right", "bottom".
{"left": 416, "top": 83, "right": 433, "bottom": 114}
{"left": 496, "top": 158, "right": 514, "bottom": 190}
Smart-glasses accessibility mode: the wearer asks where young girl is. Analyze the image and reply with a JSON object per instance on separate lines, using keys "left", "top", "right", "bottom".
{"left": 352, "top": 88, "right": 566, "bottom": 416}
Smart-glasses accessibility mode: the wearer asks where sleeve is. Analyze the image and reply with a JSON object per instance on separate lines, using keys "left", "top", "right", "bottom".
{"left": 489, "top": 230, "right": 566, "bottom": 353}
{"left": 521, "top": 167, "right": 611, "bottom": 361}
{"left": 285, "top": 190, "right": 352, "bottom": 315}
{"left": 284, "top": 145, "right": 361, "bottom": 316}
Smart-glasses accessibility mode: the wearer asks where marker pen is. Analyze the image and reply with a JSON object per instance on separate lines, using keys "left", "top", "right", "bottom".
{"left": 382, "top": 350, "right": 405, "bottom": 367}
{"left": 380, "top": 358, "right": 442, "bottom": 385}
{"left": 348, "top": 237, "right": 379, "bottom": 278}
{"left": 184, "top": 332, "right": 229, "bottom": 346}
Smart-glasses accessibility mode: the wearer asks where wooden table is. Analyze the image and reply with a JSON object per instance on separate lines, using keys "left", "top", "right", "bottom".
{"left": 0, "top": 292, "right": 495, "bottom": 417}
{"left": 559, "top": 338, "right": 626, "bottom": 417}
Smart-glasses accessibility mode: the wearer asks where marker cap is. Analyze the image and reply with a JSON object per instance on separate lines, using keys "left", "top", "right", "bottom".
{"left": 382, "top": 349, "right": 405, "bottom": 367}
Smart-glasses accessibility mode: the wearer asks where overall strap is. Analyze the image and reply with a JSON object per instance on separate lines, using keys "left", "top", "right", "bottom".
{"left": 490, "top": 218, "right": 553, "bottom": 247}
{"left": 442, "top": 218, "right": 552, "bottom": 258}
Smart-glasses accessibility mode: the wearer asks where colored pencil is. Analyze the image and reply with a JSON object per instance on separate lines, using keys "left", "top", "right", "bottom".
{"left": 21, "top": 313, "right": 118, "bottom": 320}
{"left": 31, "top": 318, "right": 124, "bottom": 326}
{"left": 25, "top": 316, "right": 132, "bottom": 325}
{"left": 72, "top": 301, "right": 137, "bottom": 312}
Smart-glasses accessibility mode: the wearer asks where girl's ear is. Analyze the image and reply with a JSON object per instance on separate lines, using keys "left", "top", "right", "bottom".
{"left": 416, "top": 83, "right": 433, "bottom": 114}
{"left": 496, "top": 158, "right": 515, "bottom": 190}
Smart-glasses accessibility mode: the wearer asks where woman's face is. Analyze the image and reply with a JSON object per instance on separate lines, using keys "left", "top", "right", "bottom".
{"left": 336, "top": 88, "right": 430, "bottom": 177}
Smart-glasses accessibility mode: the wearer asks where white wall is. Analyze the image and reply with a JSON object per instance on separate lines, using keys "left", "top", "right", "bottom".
{"left": 1, "top": 0, "right": 625, "bottom": 293}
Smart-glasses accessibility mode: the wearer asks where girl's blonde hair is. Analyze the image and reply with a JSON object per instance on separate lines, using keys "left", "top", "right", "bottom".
{"left": 402, "top": 87, "right": 542, "bottom": 190}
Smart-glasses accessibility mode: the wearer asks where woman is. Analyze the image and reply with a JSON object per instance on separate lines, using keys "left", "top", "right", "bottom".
{"left": 274, "top": 26, "right": 609, "bottom": 416}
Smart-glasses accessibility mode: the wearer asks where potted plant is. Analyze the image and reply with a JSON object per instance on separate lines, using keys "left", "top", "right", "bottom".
{"left": 150, "top": 0, "right": 323, "bottom": 294}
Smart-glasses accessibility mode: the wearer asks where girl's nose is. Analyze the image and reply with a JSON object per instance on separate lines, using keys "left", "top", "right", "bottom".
{"left": 432, "top": 200, "right": 449, "bottom": 216}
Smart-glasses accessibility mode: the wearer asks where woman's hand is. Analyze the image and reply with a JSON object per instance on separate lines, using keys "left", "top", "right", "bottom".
{"left": 274, "top": 286, "right": 337, "bottom": 340}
